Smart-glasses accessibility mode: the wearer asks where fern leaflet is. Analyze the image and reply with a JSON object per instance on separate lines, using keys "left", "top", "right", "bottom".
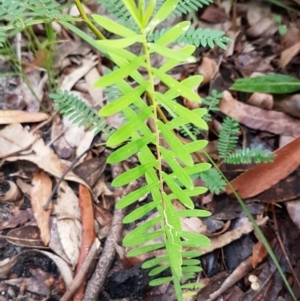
{"left": 148, "top": 25, "right": 232, "bottom": 50}
{"left": 225, "top": 147, "right": 275, "bottom": 164}
{"left": 49, "top": 89, "right": 115, "bottom": 136}
{"left": 218, "top": 117, "right": 239, "bottom": 160}
{"left": 171, "top": 0, "right": 213, "bottom": 18}
{"left": 200, "top": 168, "right": 226, "bottom": 194}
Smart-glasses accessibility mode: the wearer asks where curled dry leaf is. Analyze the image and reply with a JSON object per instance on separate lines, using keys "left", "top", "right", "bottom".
{"left": 226, "top": 136, "right": 300, "bottom": 198}
{"left": 0, "top": 110, "right": 49, "bottom": 124}
{"left": 247, "top": 92, "right": 273, "bottom": 110}
{"left": 0, "top": 124, "right": 87, "bottom": 186}
{"left": 220, "top": 91, "right": 300, "bottom": 137}
{"left": 31, "top": 171, "right": 53, "bottom": 245}
{"left": 0, "top": 180, "right": 22, "bottom": 202}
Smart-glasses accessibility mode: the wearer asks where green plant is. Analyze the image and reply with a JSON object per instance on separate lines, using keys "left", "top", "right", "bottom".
{"left": 1, "top": 0, "right": 296, "bottom": 300}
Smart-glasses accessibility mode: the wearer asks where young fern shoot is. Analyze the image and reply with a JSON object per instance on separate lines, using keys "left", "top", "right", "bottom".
{"left": 91, "top": 0, "right": 226, "bottom": 299}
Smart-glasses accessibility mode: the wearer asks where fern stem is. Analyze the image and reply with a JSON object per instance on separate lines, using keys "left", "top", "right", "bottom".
{"left": 141, "top": 27, "right": 183, "bottom": 300}
{"left": 141, "top": 31, "right": 165, "bottom": 217}
{"left": 74, "top": 0, "right": 106, "bottom": 40}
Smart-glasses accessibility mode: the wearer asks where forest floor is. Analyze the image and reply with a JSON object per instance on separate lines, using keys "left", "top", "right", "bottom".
{"left": 1, "top": 1, "right": 300, "bottom": 301}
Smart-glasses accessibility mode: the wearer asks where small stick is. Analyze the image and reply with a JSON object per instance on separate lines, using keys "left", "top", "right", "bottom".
{"left": 43, "top": 146, "right": 93, "bottom": 210}
{"left": 60, "top": 241, "right": 98, "bottom": 301}
{"left": 82, "top": 164, "right": 138, "bottom": 301}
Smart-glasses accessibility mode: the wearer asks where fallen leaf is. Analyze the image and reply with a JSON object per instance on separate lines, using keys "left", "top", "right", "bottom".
{"left": 220, "top": 91, "right": 300, "bottom": 137}
{"left": 1, "top": 124, "right": 87, "bottom": 186}
{"left": 73, "top": 185, "right": 95, "bottom": 301}
{"left": 279, "top": 41, "right": 300, "bottom": 69}
{"left": 0, "top": 110, "right": 49, "bottom": 124}
{"left": 226, "top": 136, "right": 300, "bottom": 198}
{"left": 31, "top": 171, "right": 53, "bottom": 245}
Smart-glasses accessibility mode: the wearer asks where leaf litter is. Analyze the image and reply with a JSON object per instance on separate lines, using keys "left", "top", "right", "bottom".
{"left": 0, "top": 1, "right": 300, "bottom": 301}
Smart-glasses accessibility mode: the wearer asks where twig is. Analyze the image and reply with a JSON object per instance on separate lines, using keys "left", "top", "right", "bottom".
{"left": 82, "top": 164, "right": 138, "bottom": 301}
{"left": 60, "top": 240, "right": 99, "bottom": 301}
{"left": 43, "top": 145, "right": 93, "bottom": 210}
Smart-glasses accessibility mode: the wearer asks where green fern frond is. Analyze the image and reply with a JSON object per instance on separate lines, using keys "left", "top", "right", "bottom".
{"left": 225, "top": 147, "right": 275, "bottom": 164}
{"left": 218, "top": 117, "right": 239, "bottom": 160}
{"left": 179, "top": 123, "right": 201, "bottom": 137}
{"left": 202, "top": 89, "right": 222, "bottom": 121}
{"left": 200, "top": 168, "right": 226, "bottom": 194}
{"left": 171, "top": 0, "right": 213, "bottom": 18}
{"left": 49, "top": 89, "right": 115, "bottom": 136}
{"left": 0, "top": 0, "right": 26, "bottom": 27}
{"left": 148, "top": 26, "right": 232, "bottom": 50}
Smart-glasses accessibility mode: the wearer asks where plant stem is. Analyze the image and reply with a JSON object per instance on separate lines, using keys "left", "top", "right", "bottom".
{"left": 74, "top": 0, "right": 106, "bottom": 40}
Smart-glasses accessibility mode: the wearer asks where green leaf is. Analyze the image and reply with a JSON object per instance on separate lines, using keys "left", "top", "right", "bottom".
{"left": 121, "top": 0, "right": 142, "bottom": 27}
{"left": 158, "top": 120, "right": 193, "bottom": 166}
{"left": 107, "top": 134, "right": 155, "bottom": 164}
{"left": 182, "top": 259, "right": 201, "bottom": 266}
{"left": 148, "top": 43, "right": 196, "bottom": 63}
{"left": 142, "top": 0, "right": 156, "bottom": 26}
{"left": 230, "top": 74, "right": 300, "bottom": 94}
{"left": 181, "top": 231, "right": 211, "bottom": 248}
{"left": 107, "top": 106, "right": 153, "bottom": 147}
{"left": 123, "top": 199, "right": 159, "bottom": 223}
{"left": 116, "top": 181, "right": 159, "bottom": 209}
{"left": 127, "top": 243, "right": 165, "bottom": 257}
{"left": 160, "top": 146, "right": 193, "bottom": 189}
{"left": 94, "top": 56, "right": 145, "bottom": 88}
{"left": 123, "top": 230, "right": 163, "bottom": 247}
{"left": 142, "top": 256, "right": 168, "bottom": 269}
{"left": 100, "top": 85, "right": 148, "bottom": 116}
{"left": 92, "top": 14, "right": 137, "bottom": 37}
{"left": 181, "top": 282, "right": 203, "bottom": 289}
{"left": 146, "top": 0, "right": 179, "bottom": 32}
{"left": 182, "top": 266, "right": 202, "bottom": 273}
{"left": 156, "top": 21, "right": 191, "bottom": 46}
{"left": 185, "top": 140, "right": 208, "bottom": 153}
{"left": 185, "top": 163, "right": 211, "bottom": 175}
{"left": 112, "top": 160, "right": 157, "bottom": 187}
{"left": 156, "top": 93, "right": 208, "bottom": 130}
{"left": 149, "top": 276, "right": 173, "bottom": 286}
{"left": 149, "top": 264, "right": 170, "bottom": 276}
{"left": 96, "top": 35, "right": 143, "bottom": 49}
{"left": 162, "top": 172, "right": 194, "bottom": 208}
{"left": 182, "top": 250, "right": 201, "bottom": 258}
{"left": 153, "top": 69, "right": 202, "bottom": 103}
{"left": 178, "top": 209, "right": 211, "bottom": 217}
{"left": 159, "top": 45, "right": 196, "bottom": 73}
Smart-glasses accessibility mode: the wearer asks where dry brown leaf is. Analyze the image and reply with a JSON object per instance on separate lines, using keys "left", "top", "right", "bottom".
{"left": 31, "top": 171, "right": 53, "bottom": 245}
{"left": 252, "top": 241, "right": 267, "bottom": 268}
{"left": 273, "top": 94, "right": 300, "bottom": 118}
{"left": 219, "top": 91, "right": 300, "bottom": 137}
{"left": 0, "top": 124, "right": 87, "bottom": 186}
{"left": 279, "top": 41, "right": 300, "bottom": 69}
{"left": 226, "top": 136, "right": 300, "bottom": 198}
{"left": 199, "top": 217, "right": 268, "bottom": 255}
{"left": 0, "top": 110, "right": 49, "bottom": 124}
